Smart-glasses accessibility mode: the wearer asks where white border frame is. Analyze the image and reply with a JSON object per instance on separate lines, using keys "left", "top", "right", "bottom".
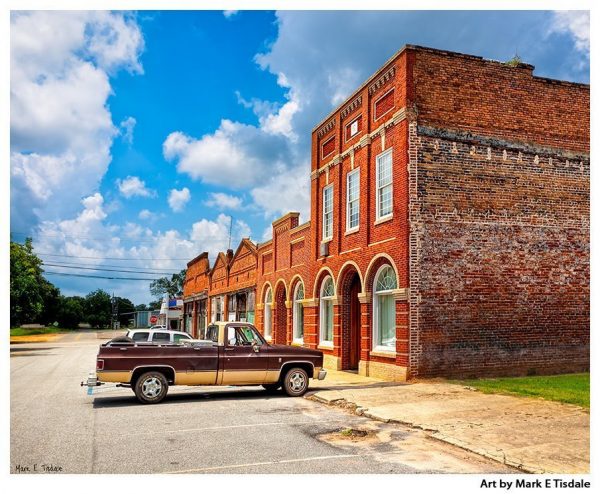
{"left": 375, "top": 149, "right": 393, "bottom": 222}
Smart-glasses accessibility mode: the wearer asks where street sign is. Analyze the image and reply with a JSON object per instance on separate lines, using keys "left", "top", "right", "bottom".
{"left": 150, "top": 315, "right": 158, "bottom": 324}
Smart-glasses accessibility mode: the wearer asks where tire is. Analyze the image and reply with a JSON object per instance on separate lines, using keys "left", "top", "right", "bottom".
{"left": 282, "top": 367, "right": 309, "bottom": 397}
{"left": 134, "top": 371, "right": 169, "bottom": 404}
{"left": 262, "top": 383, "right": 281, "bottom": 393}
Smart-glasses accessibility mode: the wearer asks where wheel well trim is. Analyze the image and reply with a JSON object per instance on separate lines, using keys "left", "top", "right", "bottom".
{"left": 278, "top": 360, "right": 315, "bottom": 377}
{"left": 131, "top": 365, "right": 176, "bottom": 383}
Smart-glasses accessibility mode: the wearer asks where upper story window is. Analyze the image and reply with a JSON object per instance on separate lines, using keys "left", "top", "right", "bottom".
{"left": 345, "top": 116, "right": 362, "bottom": 141}
{"left": 322, "top": 184, "right": 334, "bottom": 241}
{"left": 376, "top": 150, "right": 393, "bottom": 220}
{"left": 346, "top": 169, "right": 360, "bottom": 232}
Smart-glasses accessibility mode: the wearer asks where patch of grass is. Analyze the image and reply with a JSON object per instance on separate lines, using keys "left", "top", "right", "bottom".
{"left": 10, "top": 327, "right": 75, "bottom": 336}
{"left": 454, "top": 373, "right": 589, "bottom": 408}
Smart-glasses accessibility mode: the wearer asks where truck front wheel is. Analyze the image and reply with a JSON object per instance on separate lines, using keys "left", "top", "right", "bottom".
{"left": 134, "top": 371, "right": 169, "bottom": 404}
{"left": 282, "top": 367, "right": 309, "bottom": 397}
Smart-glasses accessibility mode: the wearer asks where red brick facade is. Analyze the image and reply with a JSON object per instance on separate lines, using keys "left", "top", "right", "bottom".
{"left": 183, "top": 45, "right": 589, "bottom": 380}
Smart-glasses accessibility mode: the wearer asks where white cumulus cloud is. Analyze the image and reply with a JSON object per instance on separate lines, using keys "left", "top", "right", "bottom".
{"left": 549, "top": 11, "right": 590, "bottom": 55}
{"left": 119, "top": 116, "right": 137, "bottom": 144}
{"left": 204, "top": 192, "right": 243, "bottom": 210}
{"left": 116, "top": 176, "right": 156, "bottom": 198}
{"left": 10, "top": 11, "right": 144, "bottom": 231}
{"left": 168, "top": 187, "right": 191, "bottom": 212}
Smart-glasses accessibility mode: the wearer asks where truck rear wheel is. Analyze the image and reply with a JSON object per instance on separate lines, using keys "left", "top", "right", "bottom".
{"left": 134, "top": 371, "right": 168, "bottom": 404}
{"left": 282, "top": 367, "right": 309, "bottom": 397}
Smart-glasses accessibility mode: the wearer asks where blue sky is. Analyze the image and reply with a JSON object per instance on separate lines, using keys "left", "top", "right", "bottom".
{"left": 10, "top": 10, "right": 589, "bottom": 304}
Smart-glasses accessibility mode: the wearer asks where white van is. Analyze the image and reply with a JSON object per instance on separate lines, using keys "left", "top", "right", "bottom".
{"left": 125, "top": 329, "right": 193, "bottom": 344}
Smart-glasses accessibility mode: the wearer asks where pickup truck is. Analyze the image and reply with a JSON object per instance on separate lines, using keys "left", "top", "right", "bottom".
{"left": 90, "top": 321, "right": 327, "bottom": 404}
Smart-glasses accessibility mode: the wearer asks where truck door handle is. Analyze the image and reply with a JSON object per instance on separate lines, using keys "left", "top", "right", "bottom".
{"left": 119, "top": 348, "right": 127, "bottom": 352}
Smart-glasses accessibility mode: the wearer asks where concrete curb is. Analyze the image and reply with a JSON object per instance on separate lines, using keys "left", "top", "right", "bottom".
{"left": 306, "top": 392, "right": 543, "bottom": 474}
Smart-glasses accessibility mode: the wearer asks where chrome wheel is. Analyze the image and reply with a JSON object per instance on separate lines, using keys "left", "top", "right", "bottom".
{"left": 288, "top": 371, "right": 306, "bottom": 393}
{"left": 142, "top": 377, "right": 162, "bottom": 398}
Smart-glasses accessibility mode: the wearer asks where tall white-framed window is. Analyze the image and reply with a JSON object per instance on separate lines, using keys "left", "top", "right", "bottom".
{"left": 319, "top": 276, "right": 335, "bottom": 345}
{"left": 372, "top": 264, "right": 397, "bottom": 351}
{"left": 263, "top": 287, "right": 273, "bottom": 339}
{"left": 322, "top": 184, "right": 334, "bottom": 241}
{"left": 376, "top": 150, "right": 393, "bottom": 220}
{"left": 346, "top": 169, "right": 360, "bottom": 232}
{"left": 292, "top": 282, "right": 305, "bottom": 343}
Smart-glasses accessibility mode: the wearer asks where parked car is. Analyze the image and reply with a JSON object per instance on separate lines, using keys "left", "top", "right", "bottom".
{"left": 125, "top": 329, "right": 193, "bottom": 344}
{"left": 89, "top": 322, "right": 326, "bottom": 404}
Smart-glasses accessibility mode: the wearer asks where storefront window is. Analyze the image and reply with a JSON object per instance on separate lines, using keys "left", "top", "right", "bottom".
{"left": 293, "top": 282, "right": 304, "bottom": 342}
{"left": 264, "top": 287, "right": 272, "bottom": 338}
{"left": 319, "top": 276, "right": 334, "bottom": 345}
{"left": 373, "top": 264, "right": 397, "bottom": 350}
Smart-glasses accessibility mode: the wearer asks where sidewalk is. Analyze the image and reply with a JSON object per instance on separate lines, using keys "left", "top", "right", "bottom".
{"left": 308, "top": 377, "right": 589, "bottom": 474}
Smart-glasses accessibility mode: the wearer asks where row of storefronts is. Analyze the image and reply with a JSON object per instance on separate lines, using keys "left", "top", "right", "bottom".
{"left": 183, "top": 45, "right": 589, "bottom": 380}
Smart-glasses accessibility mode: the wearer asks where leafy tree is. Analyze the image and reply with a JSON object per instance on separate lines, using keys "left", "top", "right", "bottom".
{"left": 135, "top": 303, "right": 148, "bottom": 311}
{"left": 56, "top": 296, "right": 85, "bottom": 328}
{"left": 147, "top": 299, "right": 162, "bottom": 311}
{"left": 84, "top": 289, "right": 112, "bottom": 328}
{"left": 116, "top": 297, "right": 136, "bottom": 327}
{"left": 38, "top": 279, "right": 61, "bottom": 325}
{"left": 149, "top": 269, "right": 186, "bottom": 298}
{"left": 10, "top": 239, "right": 47, "bottom": 327}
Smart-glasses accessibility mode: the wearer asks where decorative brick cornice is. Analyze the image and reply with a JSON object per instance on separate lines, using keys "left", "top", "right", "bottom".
{"left": 341, "top": 95, "right": 362, "bottom": 120}
{"left": 368, "top": 66, "right": 396, "bottom": 95}
{"left": 317, "top": 118, "right": 336, "bottom": 138}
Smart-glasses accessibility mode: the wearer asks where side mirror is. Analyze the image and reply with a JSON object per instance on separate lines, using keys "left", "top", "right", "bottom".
{"left": 252, "top": 344, "right": 260, "bottom": 353}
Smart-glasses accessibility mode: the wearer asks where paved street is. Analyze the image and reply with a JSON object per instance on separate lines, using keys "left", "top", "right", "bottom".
{"left": 10, "top": 332, "right": 512, "bottom": 474}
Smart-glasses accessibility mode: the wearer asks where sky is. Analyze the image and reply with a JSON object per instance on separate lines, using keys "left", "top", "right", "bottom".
{"left": 9, "top": 10, "right": 590, "bottom": 305}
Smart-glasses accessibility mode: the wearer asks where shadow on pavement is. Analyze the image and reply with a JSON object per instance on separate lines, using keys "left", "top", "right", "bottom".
{"left": 92, "top": 388, "right": 288, "bottom": 408}
{"left": 10, "top": 346, "right": 56, "bottom": 352}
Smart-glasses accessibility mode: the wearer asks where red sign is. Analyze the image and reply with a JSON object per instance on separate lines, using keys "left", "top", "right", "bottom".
{"left": 150, "top": 315, "right": 158, "bottom": 324}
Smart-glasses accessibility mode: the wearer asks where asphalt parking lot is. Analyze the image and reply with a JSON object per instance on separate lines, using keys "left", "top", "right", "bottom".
{"left": 10, "top": 331, "right": 513, "bottom": 474}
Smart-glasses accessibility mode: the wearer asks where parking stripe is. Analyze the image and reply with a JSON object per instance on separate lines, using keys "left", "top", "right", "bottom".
{"left": 118, "top": 420, "right": 344, "bottom": 437}
{"left": 163, "top": 453, "right": 361, "bottom": 473}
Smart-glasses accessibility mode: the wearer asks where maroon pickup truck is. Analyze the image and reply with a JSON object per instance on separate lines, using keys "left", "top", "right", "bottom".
{"left": 90, "top": 322, "right": 326, "bottom": 404}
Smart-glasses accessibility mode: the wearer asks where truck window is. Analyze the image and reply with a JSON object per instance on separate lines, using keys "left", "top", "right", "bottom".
{"left": 205, "top": 325, "right": 218, "bottom": 343}
{"left": 131, "top": 332, "right": 149, "bottom": 342}
{"left": 174, "top": 333, "right": 191, "bottom": 343}
{"left": 152, "top": 332, "right": 170, "bottom": 343}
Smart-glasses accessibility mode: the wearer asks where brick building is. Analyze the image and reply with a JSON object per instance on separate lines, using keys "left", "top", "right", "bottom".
{"left": 183, "top": 45, "right": 589, "bottom": 380}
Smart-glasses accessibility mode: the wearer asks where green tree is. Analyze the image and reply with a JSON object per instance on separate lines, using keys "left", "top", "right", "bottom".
{"left": 147, "top": 299, "right": 162, "bottom": 311}
{"left": 135, "top": 303, "right": 148, "bottom": 311}
{"left": 10, "top": 238, "right": 47, "bottom": 327}
{"left": 38, "top": 279, "right": 61, "bottom": 325}
{"left": 56, "top": 295, "right": 85, "bottom": 328}
{"left": 116, "top": 297, "right": 136, "bottom": 327}
{"left": 149, "top": 269, "right": 186, "bottom": 298}
{"left": 84, "top": 289, "right": 112, "bottom": 328}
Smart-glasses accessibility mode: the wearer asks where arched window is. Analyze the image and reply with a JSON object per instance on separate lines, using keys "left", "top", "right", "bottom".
{"left": 293, "top": 282, "right": 305, "bottom": 342}
{"left": 264, "top": 287, "right": 273, "bottom": 339}
{"left": 319, "top": 276, "right": 334, "bottom": 345}
{"left": 372, "top": 265, "right": 397, "bottom": 351}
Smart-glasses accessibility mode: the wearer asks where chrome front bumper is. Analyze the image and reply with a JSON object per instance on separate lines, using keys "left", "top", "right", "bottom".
{"left": 317, "top": 369, "right": 327, "bottom": 380}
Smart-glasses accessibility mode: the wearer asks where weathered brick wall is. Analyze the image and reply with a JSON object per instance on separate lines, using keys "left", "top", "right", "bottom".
{"left": 183, "top": 252, "right": 210, "bottom": 297}
{"left": 410, "top": 46, "right": 589, "bottom": 154}
{"left": 410, "top": 130, "right": 589, "bottom": 377}
{"left": 255, "top": 214, "right": 311, "bottom": 343}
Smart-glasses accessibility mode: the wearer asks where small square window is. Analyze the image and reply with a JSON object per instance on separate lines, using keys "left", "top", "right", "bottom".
{"left": 350, "top": 120, "right": 358, "bottom": 137}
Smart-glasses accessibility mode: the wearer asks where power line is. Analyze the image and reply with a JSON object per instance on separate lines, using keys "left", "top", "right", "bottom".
{"left": 43, "top": 271, "right": 160, "bottom": 281}
{"left": 42, "top": 263, "right": 178, "bottom": 275}
{"left": 40, "top": 260, "right": 183, "bottom": 271}
{"left": 35, "top": 252, "right": 193, "bottom": 261}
